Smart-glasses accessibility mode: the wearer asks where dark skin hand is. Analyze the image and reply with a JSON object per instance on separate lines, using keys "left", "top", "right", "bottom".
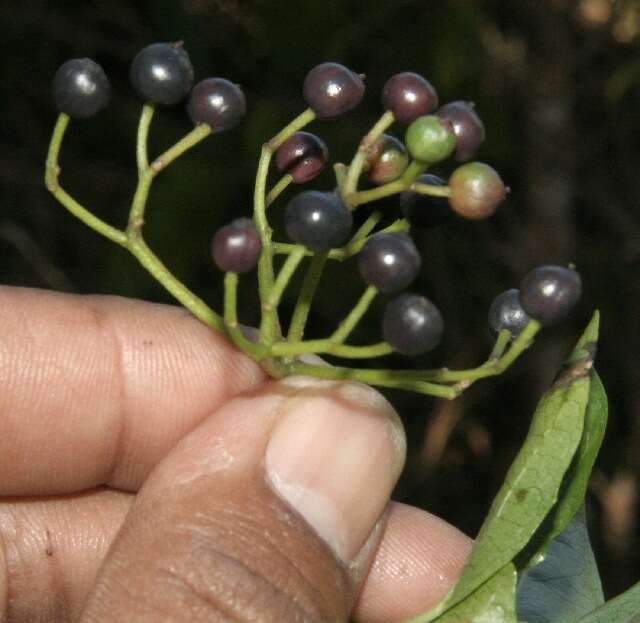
{"left": 0, "top": 286, "right": 471, "bottom": 622}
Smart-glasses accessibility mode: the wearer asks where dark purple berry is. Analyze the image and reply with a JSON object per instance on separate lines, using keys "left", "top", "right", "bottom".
{"left": 383, "top": 294, "right": 443, "bottom": 355}
{"left": 358, "top": 233, "right": 421, "bottom": 293}
{"left": 303, "top": 62, "right": 365, "bottom": 119}
{"left": 53, "top": 58, "right": 110, "bottom": 119}
{"left": 488, "top": 289, "right": 530, "bottom": 336}
{"left": 405, "top": 115, "right": 456, "bottom": 163}
{"left": 365, "top": 134, "right": 409, "bottom": 185}
{"left": 187, "top": 78, "right": 246, "bottom": 131}
{"left": 285, "top": 191, "right": 353, "bottom": 251}
{"left": 400, "top": 174, "right": 450, "bottom": 228}
{"left": 519, "top": 265, "right": 582, "bottom": 326}
{"left": 436, "top": 101, "right": 485, "bottom": 162}
{"left": 130, "top": 42, "right": 194, "bottom": 106}
{"left": 448, "top": 162, "right": 506, "bottom": 219}
{"left": 382, "top": 72, "right": 438, "bottom": 125}
{"left": 212, "top": 218, "right": 262, "bottom": 273}
{"left": 275, "top": 132, "right": 328, "bottom": 184}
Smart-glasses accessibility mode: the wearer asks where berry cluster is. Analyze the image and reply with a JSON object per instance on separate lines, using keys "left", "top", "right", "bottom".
{"left": 45, "top": 44, "right": 583, "bottom": 398}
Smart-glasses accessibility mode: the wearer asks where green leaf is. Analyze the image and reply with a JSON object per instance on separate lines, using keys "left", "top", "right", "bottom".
{"left": 521, "top": 370, "right": 608, "bottom": 568}
{"left": 516, "top": 505, "right": 604, "bottom": 622}
{"left": 577, "top": 581, "right": 640, "bottom": 623}
{"left": 408, "top": 312, "right": 599, "bottom": 623}
{"left": 436, "top": 564, "right": 518, "bottom": 623}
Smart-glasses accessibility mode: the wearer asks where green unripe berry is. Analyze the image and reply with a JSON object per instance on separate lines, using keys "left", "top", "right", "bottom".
{"left": 405, "top": 115, "right": 456, "bottom": 164}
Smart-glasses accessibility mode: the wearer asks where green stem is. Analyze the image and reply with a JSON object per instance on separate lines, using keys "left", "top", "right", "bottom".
{"left": 286, "top": 252, "right": 328, "bottom": 342}
{"left": 343, "top": 110, "right": 396, "bottom": 197}
{"left": 346, "top": 159, "right": 427, "bottom": 208}
{"left": 45, "top": 114, "right": 127, "bottom": 246}
{"left": 334, "top": 163, "right": 348, "bottom": 191}
{"left": 266, "top": 174, "right": 293, "bottom": 207}
{"left": 127, "top": 236, "right": 223, "bottom": 330}
{"left": 223, "top": 272, "right": 267, "bottom": 358}
{"left": 136, "top": 105, "right": 154, "bottom": 172}
{"left": 331, "top": 285, "right": 378, "bottom": 343}
{"left": 350, "top": 211, "right": 383, "bottom": 243}
{"left": 282, "top": 361, "right": 460, "bottom": 399}
{"left": 149, "top": 123, "right": 212, "bottom": 173}
{"left": 410, "top": 182, "right": 451, "bottom": 198}
{"left": 270, "top": 340, "right": 393, "bottom": 359}
{"left": 260, "top": 247, "right": 306, "bottom": 343}
{"left": 489, "top": 329, "right": 512, "bottom": 361}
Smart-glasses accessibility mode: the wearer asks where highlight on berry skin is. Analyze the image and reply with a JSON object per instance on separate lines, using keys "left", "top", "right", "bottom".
{"left": 130, "top": 42, "right": 194, "bottom": 106}
{"left": 383, "top": 294, "right": 444, "bottom": 355}
{"left": 489, "top": 288, "right": 531, "bottom": 337}
{"left": 364, "top": 134, "right": 410, "bottom": 185}
{"left": 382, "top": 71, "right": 439, "bottom": 125}
{"left": 212, "top": 218, "right": 262, "bottom": 274}
{"left": 53, "top": 58, "right": 111, "bottom": 119}
{"left": 303, "top": 62, "right": 365, "bottom": 119}
{"left": 187, "top": 78, "right": 247, "bottom": 130}
{"left": 519, "top": 265, "right": 582, "bottom": 326}
{"left": 275, "top": 132, "right": 329, "bottom": 184}
{"left": 284, "top": 190, "right": 353, "bottom": 251}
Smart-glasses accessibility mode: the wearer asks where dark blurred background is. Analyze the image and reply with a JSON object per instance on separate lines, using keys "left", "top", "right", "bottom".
{"left": 2, "top": 0, "right": 639, "bottom": 597}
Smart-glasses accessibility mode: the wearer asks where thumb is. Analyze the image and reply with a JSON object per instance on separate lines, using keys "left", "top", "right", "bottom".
{"left": 80, "top": 377, "right": 406, "bottom": 622}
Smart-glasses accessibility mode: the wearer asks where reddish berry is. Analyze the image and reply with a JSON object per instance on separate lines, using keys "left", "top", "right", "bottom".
{"left": 303, "top": 62, "right": 365, "bottom": 119}
{"left": 275, "top": 132, "right": 328, "bottom": 184}
{"left": 382, "top": 72, "right": 438, "bottom": 125}
{"left": 187, "top": 78, "right": 246, "bottom": 131}
{"left": 212, "top": 218, "right": 262, "bottom": 273}
{"left": 436, "top": 101, "right": 485, "bottom": 162}
{"left": 365, "top": 134, "right": 409, "bottom": 185}
{"left": 448, "top": 162, "right": 506, "bottom": 219}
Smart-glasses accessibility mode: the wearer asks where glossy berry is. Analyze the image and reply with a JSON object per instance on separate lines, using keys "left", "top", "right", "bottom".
{"left": 382, "top": 72, "right": 438, "bottom": 125}
{"left": 488, "top": 289, "right": 530, "bottom": 336}
{"left": 303, "top": 62, "right": 364, "bottom": 119}
{"left": 383, "top": 294, "right": 444, "bottom": 355}
{"left": 358, "top": 233, "right": 421, "bottom": 293}
{"left": 400, "top": 174, "right": 450, "bottom": 228}
{"left": 130, "top": 42, "right": 194, "bottom": 106}
{"left": 212, "top": 218, "right": 262, "bottom": 273}
{"left": 436, "top": 101, "right": 485, "bottom": 162}
{"left": 187, "top": 78, "right": 246, "bottom": 131}
{"left": 285, "top": 191, "right": 352, "bottom": 251}
{"left": 275, "top": 132, "right": 328, "bottom": 184}
{"left": 519, "top": 265, "right": 582, "bottom": 326}
{"left": 53, "top": 58, "right": 110, "bottom": 119}
{"left": 448, "top": 162, "right": 506, "bottom": 219}
{"left": 365, "top": 134, "right": 409, "bottom": 185}
{"left": 405, "top": 115, "right": 456, "bottom": 164}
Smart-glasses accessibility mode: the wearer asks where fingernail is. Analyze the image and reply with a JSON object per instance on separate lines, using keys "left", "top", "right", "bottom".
{"left": 265, "top": 377, "right": 406, "bottom": 563}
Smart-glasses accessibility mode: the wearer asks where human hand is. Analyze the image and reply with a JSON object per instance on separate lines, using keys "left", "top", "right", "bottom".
{"left": 0, "top": 286, "right": 471, "bottom": 622}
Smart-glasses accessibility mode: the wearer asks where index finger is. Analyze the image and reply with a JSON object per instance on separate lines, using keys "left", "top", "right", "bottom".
{"left": 0, "top": 286, "right": 265, "bottom": 495}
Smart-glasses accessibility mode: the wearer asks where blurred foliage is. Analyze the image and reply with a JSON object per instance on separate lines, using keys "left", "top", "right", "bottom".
{"left": 1, "top": 0, "right": 639, "bottom": 597}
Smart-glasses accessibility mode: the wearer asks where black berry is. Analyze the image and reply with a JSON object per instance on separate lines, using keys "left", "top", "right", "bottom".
{"left": 365, "top": 134, "right": 409, "bottom": 185}
{"left": 275, "top": 132, "right": 328, "bottom": 184}
{"left": 400, "top": 174, "right": 451, "bottom": 228}
{"left": 405, "top": 115, "right": 456, "bottom": 164}
{"left": 285, "top": 191, "right": 353, "bottom": 251}
{"left": 358, "top": 233, "right": 421, "bottom": 293}
{"left": 303, "top": 62, "right": 365, "bottom": 119}
{"left": 382, "top": 72, "right": 438, "bottom": 125}
{"left": 436, "top": 101, "right": 485, "bottom": 162}
{"left": 53, "top": 58, "right": 110, "bottom": 119}
{"left": 383, "top": 294, "right": 444, "bottom": 355}
{"left": 488, "top": 289, "right": 530, "bottom": 336}
{"left": 130, "top": 42, "right": 194, "bottom": 106}
{"left": 448, "top": 162, "right": 506, "bottom": 219}
{"left": 212, "top": 218, "right": 262, "bottom": 273}
{"left": 187, "top": 78, "right": 246, "bottom": 131}
{"left": 519, "top": 265, "right": 582, "bottom": 326}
